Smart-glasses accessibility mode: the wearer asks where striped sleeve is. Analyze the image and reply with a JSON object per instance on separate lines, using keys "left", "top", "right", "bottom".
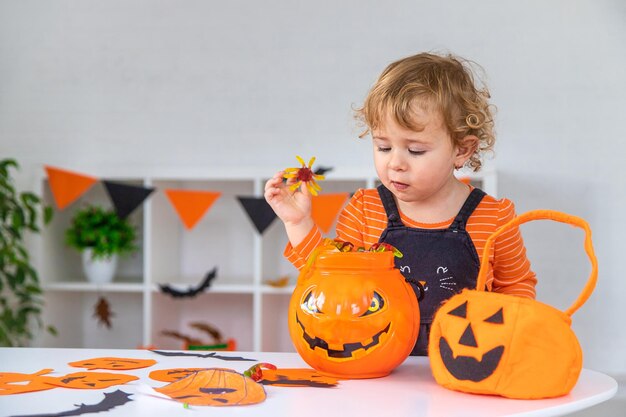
{"left": 490, "top": 199, "right": 537, "bottom": 299}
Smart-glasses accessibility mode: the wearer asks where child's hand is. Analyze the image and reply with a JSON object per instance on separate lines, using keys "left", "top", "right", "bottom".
{"left": 264, "top": 170, "right": 313, "bottom": 227}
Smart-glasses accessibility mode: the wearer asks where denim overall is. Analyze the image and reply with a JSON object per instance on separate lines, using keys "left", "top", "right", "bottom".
{"left": 377, "top": 184, "right": 486, "bottom": 356}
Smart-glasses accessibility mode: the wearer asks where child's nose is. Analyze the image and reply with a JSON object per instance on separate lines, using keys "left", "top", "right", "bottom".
{"left": 388, "top": 150, "right": 407, "bottom": 171}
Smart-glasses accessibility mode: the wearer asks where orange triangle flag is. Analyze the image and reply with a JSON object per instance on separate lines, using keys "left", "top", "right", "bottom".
{"left": 311, "top": 193, "right": 349, "bottom": 234}
{"left": 165, "top": 189, "right": 222, "bottom": 230}
{"left": 45, "top": 166, "right": 98, "bottom": 210}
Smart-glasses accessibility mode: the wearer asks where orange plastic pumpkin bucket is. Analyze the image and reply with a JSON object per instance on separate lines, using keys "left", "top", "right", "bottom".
{"left": 289, "top": 249, "right": 419, "bottom": 378}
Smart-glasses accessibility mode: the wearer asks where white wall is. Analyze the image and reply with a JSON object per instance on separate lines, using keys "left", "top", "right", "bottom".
{"left": 1, "top": 0, "right": 625, "bottom": 374}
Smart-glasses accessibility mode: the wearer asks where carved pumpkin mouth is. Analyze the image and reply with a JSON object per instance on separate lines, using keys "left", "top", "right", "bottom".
{"left": 295, "top": 313, "right": 391, "bottom": 360}
{"left": 439, "top": 337, "right": 504, "bottom": 382}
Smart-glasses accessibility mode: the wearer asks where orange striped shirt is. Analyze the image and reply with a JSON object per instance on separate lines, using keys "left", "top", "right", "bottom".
{"left": 285, "top": 188, "right": 537, "bottom": 299}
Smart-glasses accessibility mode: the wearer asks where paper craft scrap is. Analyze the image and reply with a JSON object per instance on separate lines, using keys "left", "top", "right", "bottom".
{"left": 149, "top": 368, "right": 209, "bottom": 383}
{"left": 150, "top": 350, "right": 256, "bottom": 362}
{"left": 265, "top": 275, "right": 290, "bottom": 288}
{"left": 164, "top": 189, "right": 221, "bottom": 230}
{"left": 314, "top": 166, "right": 333, "bottom": 176}
{"left": 154, "top": 368, "right": 266, "bottom": 406}
{"left": 44, "top": 166, "right": 97, "bottom": 210}
{"left": 69, "top": 357, "right": 157, "bottom": 371}
{"left": 8, "top": 390, "right": 133, "bottom": 417}
{"left": 0, "top": 369, "right": 56, "bottom": 395}
{"left": 311, "top": 193, "right": 349, "bottom": 233}
{"left": 236, "top": 196, "right": 278, "bottom": 234}
{"left": 259, "top": 369, "right": 339, "bottom": 388}
{"left": 40, "top": 372, "right": 138, "bottom": 389}
{"left": 93, "top": 296, "right": 114, "bottom": 329}
{"left": 159, "top": 267, "right": 217, "bottom": 298}
{"left": 283, "top": 156, "right": 325, "bottom": 196}
{"left": 103, "top": 180, "right": 155, "bottom": 219}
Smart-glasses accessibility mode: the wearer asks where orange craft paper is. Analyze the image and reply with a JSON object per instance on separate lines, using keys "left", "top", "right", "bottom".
{"left": 40, "top": 372, "right": 139, "bottom": 389}
{"left": 0, "top": 369, "right": 56, "bottom": 395}
{"left": 69, "top": 357, "right": 156, "bottom": 370}
{"left": 45, "top": 166, "right": 98, "bottom": 210}
{"left": 149, "top": 368, "right": 209, "bottom": 382}
{"left": 164, "top": 189, "right": 221, "bottom": 229}
{"left": 260, "top": 368, "right": 339, "bottom": 387}
{"left": 311, "top": 193, "right": 349, "bottom": 234}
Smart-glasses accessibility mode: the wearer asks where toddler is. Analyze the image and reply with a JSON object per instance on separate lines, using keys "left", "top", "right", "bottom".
{"left": 265, "top": 52, "right": 536, "bottom": 355}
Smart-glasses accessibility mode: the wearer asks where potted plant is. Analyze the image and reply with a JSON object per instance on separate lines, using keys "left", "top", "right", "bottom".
{"left": 0, "top": 158, "right": 55, "bottom": 346}
{"left": 65, "top": 205, "right": 137, "bottom": 284}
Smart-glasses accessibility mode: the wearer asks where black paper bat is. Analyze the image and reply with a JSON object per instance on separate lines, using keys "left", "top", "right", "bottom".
{"left": 159, "top": 267, "right": 217, "bottom": 298}
{"left": 150, "top": 350, "right": 256, "bottom": 362}
{"left": 9, "top": 390, "right": 132, "bottom": 417}
{"left": 314, "top": 166, "right": 333, "bottom": 176}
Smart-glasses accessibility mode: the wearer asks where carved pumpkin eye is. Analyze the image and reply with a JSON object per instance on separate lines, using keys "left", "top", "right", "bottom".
{"left": 301, "top": 291, "right": 321, "bottom": 314}
{"left": 361, "top": 292, "right": 385, "bottom": 316}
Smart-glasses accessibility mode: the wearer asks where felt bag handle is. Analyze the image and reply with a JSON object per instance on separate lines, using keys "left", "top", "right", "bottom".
{"left": 476, "top": 210, "right": 598, "bottom": 317}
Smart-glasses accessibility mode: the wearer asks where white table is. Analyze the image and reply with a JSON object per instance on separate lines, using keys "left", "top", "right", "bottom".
{"left": 0, "top": 348, "right": 617, "bottom": 417}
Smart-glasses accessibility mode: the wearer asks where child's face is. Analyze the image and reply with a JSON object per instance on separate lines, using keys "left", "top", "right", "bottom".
{"left": 371, "top": 107, "right": 466, "bottom": 204}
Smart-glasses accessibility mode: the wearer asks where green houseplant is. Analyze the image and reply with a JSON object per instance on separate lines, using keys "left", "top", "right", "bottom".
{"left": 65, "top": 205, "right": 137, "bottom": 283}
{"left": 0, "top": 159, "right": 55, "bottom": 346}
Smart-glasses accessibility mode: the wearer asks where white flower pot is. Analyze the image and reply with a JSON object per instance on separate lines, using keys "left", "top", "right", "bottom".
{"left": 82, "top": 249, "right": 118, "bottom": 284}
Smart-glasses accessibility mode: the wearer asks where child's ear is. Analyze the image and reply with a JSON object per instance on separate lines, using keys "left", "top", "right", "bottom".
{"left": 455, "top": 135, "right": 479, "bottom": 164}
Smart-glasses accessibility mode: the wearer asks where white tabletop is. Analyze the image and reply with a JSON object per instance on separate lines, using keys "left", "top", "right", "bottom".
{"left": 0, "top": 348, "right": 617, "bottom": 417}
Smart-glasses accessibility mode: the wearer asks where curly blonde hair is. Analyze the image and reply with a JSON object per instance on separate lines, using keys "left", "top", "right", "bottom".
{"left": 355, "top": 52, "right": 495, "bottom": 171}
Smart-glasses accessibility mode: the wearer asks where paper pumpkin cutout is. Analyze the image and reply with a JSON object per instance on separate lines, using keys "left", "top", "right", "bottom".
{"left": 149, "top": 368, "right": 209, "bottom": 383}
{"left": 45, "top": 166, "right": 97, "bottom": 210}
{"left": 0, "top": 369, "right": 56, "bottom": 395}
{"left": 154, "top": 368, "right": 266, "bottom": 406}
{"left": 311, "top": 193, "right": 349, "bottom": 233}
{"left": 69, "top": 357, "right": 156, "bottom": 370}
{"left": 289, "top": 248, "right": 419, "bottom": 378}
{"left": 429, "top": 210, "right": 598, "bottom": 399}
{"left": 259, "top": 368, "right": 339, "bottom": 388}
{"left": 41, "top": 372, "right": 139, "bottom": 389}
{"left": 164, "top": 189, "right": 221, "bottom": 230}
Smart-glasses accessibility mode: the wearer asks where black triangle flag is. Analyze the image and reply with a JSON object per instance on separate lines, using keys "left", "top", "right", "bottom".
{"left": 103, "top": 180, "right": 155, "bottom": 219}
{"left": 237, "top": 196, "right": 278, "bottom": 235}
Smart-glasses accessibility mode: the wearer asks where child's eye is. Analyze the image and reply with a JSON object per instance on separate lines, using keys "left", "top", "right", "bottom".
{"left": 377, "top": 146, "right": 391, "bottom": 153}
{"left": 409, "top": 149, "right": 426, "bottom": 156}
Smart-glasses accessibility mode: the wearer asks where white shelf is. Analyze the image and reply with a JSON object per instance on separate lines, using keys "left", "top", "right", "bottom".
{"left": 33, "top": 167, "right": 496, "bottom": 352}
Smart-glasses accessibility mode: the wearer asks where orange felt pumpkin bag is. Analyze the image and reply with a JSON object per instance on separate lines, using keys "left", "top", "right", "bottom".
{"left": 428, "top": 210, "right": 598, "bottom": 399}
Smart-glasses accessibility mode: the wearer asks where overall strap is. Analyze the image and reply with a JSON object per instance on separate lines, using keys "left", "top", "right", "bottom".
{"left": 377, "top": 184, "right": 403, "bottom": 227}
{"left": 449, "top": 188, "right": 486, "bottom": 232}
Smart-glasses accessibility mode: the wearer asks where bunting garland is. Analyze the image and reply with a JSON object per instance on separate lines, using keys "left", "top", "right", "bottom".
{"left": 236, "top": 197, "right": 277, "bottom": 235}
{"left": 44, "top": 166, "right": 98, "bottom": 210}
{"left": 164, "top": 189, "right": 221, "bottom": 230}
{"left": 311, "top": 193, "right": 349, "bottom": 234}
{"left": 43, "top": 166, "right": 348, "bottom": 234}
{"left": 103, "top": 181, "right": 155, "bottom": 219}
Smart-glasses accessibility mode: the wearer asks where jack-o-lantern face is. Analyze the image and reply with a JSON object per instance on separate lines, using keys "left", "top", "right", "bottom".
{"left": 69, "top": 357, "right": 156, "bottom": 370}
{"left": 41, "top": 372, "right": 139, "bottom": 389}
{"left": 289, "top": 250, "right": 419, "bottom": 379}
{"left": 435, "top": 298, "right": 506, "bottom": 382}
{"left": 155, "top": 368, "right": 265, "bottom": 406}
{"left": 0, "top": 369, "right": 56, "bottom": 395}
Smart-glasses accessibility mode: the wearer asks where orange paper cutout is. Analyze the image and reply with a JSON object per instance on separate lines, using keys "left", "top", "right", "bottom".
{"left": 260, "top": 368, "right": 339, "bottom": 387}
{"left": 155, "top": 368, "right": 266, "bottom": 406}
{"left": 165, "top": 189, "right": 221, "bottom": 230}
{"left": 69, "top": 357, "right": 156, "bottom": 370}
{"left": 149, "top": 368, "right": 208, "bottom": 382}
{"left": 45, "top": 166, "right": 98, "bottom": 210}
{"left": 0, "top": 369, "right": 56, "bottom": 395}
{"left": 41, "top": 372, "right": 139, "bottom": 389}
{"left": 311, "top": 193, "right": 349, "bottom": 234}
